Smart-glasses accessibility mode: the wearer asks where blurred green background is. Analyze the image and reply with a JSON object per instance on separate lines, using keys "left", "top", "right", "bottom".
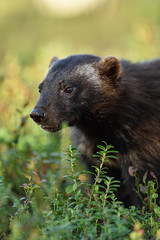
{"left": 0, "top": 0, "right": 160, "bottom": 194}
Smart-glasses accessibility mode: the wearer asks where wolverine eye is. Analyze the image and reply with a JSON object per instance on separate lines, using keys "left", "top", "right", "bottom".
{"left": 64, "top": 87, "right": 73, "bottom": 93}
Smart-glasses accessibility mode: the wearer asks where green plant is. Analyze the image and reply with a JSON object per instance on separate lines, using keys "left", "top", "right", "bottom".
{"left": 1, "top": 141, "right": 160, "bottom": 239}
{"left": 133, "top": 171, "right": 160, "bottom": 239}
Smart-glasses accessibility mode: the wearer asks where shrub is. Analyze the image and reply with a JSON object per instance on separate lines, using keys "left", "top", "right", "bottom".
{"left": 0, "top": 140, "right": 160, "bottom": 239}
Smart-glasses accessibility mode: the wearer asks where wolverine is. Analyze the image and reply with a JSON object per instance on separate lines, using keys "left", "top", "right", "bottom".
{"left": 30, "top": 54, "right": 160, "bottom": 206}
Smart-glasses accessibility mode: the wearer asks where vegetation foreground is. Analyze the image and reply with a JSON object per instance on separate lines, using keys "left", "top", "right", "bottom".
{"left": 0, "top": 116, "right": 160, "bottom": 240}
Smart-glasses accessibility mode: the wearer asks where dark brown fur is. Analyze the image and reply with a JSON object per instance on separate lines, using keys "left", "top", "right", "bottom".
{"left": 30, "top": 54, "right": 160, "bottom": 207}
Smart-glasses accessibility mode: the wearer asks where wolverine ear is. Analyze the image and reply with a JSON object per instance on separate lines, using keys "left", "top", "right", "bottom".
{"left": 49, "top": 56, "right": 59, "bottom": 68}
{"left": 99, "top": 56, "right": 121, "bottom": 81}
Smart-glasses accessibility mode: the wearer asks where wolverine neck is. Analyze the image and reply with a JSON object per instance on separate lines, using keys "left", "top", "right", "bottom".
{"left": 75, "top": 115, "right": 129, "bottom": 154}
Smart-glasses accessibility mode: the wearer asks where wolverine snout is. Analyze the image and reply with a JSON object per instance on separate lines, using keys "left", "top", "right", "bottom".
{"left": 30, "top": 108, "right": 45, "bottom": 124}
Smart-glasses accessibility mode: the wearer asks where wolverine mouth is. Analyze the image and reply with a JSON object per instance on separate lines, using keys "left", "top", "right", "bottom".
{"left": 41, "top": 125, "right": 59, "bottom": 132}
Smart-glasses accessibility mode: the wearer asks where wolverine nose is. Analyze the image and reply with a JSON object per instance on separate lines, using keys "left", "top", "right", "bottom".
{"left": 30, "top": 109, "right": 45, "bottom": 123}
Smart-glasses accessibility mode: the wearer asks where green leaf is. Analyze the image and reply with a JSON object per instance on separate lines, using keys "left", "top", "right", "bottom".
{"left": 73, "top": 182, "right": 78, "bottom": 191}
{"left": 95, "top": 185, "right": 99, "bottom": 192}
{"left": 66, "top": 185, "right": 74, "bottom": 194}
{"left": 107, "top": 150, "right": 119, "bottom": 154}
{"left": 152, "top": 193, "right": 158, "bottom": 199}
{"left": 106, "top": 155, "right": 117, "bottom": 159}
{"left": 97, "top": 145, "right": 106, "bottom": 151}
{"left": 77, "top": 189, "right": 81, "bottom": 195}
{"left": 93, "top": 154, "right": 101, "bottom": 158}
{"left": 97, "top": 151, "right": 105, "bottom": 155}
{"left": 84, "top": 170, "right": 96, "bottom": 176}
{"left": 23, "top": 173, "right": 31, "bottom": 181}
